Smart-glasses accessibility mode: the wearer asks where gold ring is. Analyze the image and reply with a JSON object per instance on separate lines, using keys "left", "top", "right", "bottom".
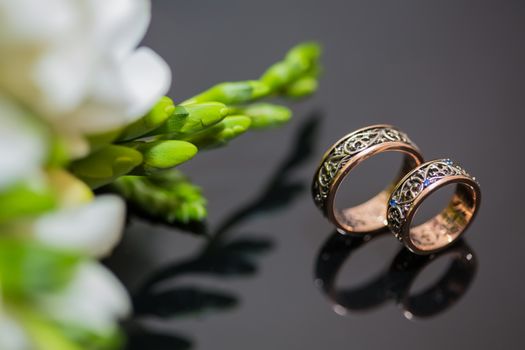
{"left": 312, "top": 125, "right": 424, "bottom": 234}
{"left": 387, "top": 158, "right": 481, "bottom": 254}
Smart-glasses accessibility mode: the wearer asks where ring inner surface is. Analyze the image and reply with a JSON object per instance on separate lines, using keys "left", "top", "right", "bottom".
{"left": 409, "top": 183, "right": 476, "bottom": 251}
{"left": 334, "top": 152, "right": 419, "bottom": 233}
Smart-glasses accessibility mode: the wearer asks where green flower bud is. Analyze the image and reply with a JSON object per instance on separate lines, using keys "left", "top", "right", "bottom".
{"left": 260, "top": 61, "right": 297, "bottom": 90}
{"left": 183, "top": 81, "right": 270, "bottom": 105}
{"left": 286, "top": 42, "right": 321, "bottom": 68}
{"left": 118, "top": 96, "right": 176, "bottom": 141}
{"left": 284, "top": 76, "right": 319, "bottom": 98}
{"left": 260, "top": 42, "right": 321, "bottom": 91}
{"left": 175, "top": 201, "right": 207, "bottom": 224}
{"left": 235, "top": 103, "right": 292, "bottom": 129}
{"left": 129, "top": 140, "right": 198, "bottom": 175}
{"left": 217, "top": 115, "right": 252, "bottom": 140}
{"left": 87, "top": 129, "right": 122, "bottom": 153}
{"left": 150, "top": 102, "right": 228, "bottom": 136}
{"left": 112, "top": 171, "right": 207, "bottom": 224}
{"left": 70, "top": 145, "right": 143, "bottom": 189}
{"left": 184, "top": 115, "right": 252, "bottom": 149}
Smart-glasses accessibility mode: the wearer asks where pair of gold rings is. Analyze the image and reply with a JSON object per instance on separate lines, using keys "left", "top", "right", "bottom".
{"left": 312, "top": 125, "right": 481, "bottom": 255}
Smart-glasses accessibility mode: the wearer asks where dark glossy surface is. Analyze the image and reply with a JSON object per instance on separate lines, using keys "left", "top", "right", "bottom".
{"left": 105, "top": 1, "right": 525, "bottom": 349}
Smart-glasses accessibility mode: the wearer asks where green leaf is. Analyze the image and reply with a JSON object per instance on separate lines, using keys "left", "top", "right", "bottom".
{"left": 0, "top": 238, "right": 81, "bottom": 299}
{"left": 69, "top": 145, "right": 143, "bottom": 189}
{"left": 0, "top": 181, "right": 57, "bottom": 224}
{"left": 112, "top": 171, "right": 207, "bottom": 225}
{"left": 233, "top": 103, "right": 292, "bottom": 129}
{"left": 127, "top": 140, "right": 198, "bottom": 175}
{"left": 117, "top": 96, "right": 176, "bottom": 141}
{"left": 183, "top": 115, "right": 251, "bottom": 149}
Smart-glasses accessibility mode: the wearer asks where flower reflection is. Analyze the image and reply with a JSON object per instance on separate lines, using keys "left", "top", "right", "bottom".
{"left": 314, "top": 230, "right": 477, "bottom": 319}
{"left": 117, "top": 113, "right": 322, "bottom": 349}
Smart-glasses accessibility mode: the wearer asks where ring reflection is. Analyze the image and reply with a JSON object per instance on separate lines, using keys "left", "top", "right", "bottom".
{"left": 314, "top": 230, "right": 477, "bottom": 319}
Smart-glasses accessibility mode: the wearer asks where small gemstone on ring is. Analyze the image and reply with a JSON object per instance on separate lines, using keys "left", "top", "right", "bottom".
{"left": 389, "top": 199, "right": 398, "bottom": 206}
{"left": 423, "top": 179, "right": 431, "bottom": 187}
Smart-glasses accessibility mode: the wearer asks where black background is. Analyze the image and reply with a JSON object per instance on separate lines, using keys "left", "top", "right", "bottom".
{"left": 106, "top": 1, "right": 525, "bottom": 349}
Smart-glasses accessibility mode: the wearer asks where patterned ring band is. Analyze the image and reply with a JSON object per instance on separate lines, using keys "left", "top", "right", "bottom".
{"left": 387, "top": 159, "right": 481, "bottom": 254}
{"left": 312, "top": 125, "right": 424, "bottom": 234}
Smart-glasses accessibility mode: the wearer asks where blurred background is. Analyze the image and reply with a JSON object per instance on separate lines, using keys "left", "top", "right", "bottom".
{"left": 106, "top": 1, "right": 525, "bottom": 349}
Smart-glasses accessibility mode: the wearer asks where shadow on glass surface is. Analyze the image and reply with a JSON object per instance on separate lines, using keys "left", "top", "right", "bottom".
{"left": 125, "top": 112, "right": 322, "bottom": 350}
{"left": 314, "top": 230, "right": 478, "bottom": 320}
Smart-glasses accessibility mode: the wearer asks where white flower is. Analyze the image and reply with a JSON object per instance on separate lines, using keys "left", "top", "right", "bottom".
{"left": 34, "top": 195, "right": 126, "bottom": 258}
{"left": 0, "top": 0, "right": 171, "bottom": 156}
{"left": 38, "top": 261, "right": 131, "bottom": 334}
{"left": 0, "top": 95, "right": 47, "bottom": 190}
{"left": 0, "top": 261, "right": 131, "bottom": 348}
{"left": 0, "top": 313, "right": 30, "bottom": 350}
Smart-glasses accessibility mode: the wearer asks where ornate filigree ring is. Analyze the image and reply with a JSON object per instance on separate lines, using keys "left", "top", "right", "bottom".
{"left": 312, "top": 125, "right": 424, "bottom": 234}
{"left": 387, "top": 159, "right": 481, "bottom": 254}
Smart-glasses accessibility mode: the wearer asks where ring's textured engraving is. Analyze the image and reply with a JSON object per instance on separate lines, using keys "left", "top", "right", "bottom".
{"left": 312, "top": 126, "right": 416, "bottom": 214}
{"left": 386, "top": 159, "right": 481, "bottom": 254}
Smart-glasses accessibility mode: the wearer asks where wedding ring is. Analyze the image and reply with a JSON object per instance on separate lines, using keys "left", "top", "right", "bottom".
{"left": 312, "top": 125, "right": 423, "bottom": 234}
{"left": 387, "top": 159, "right": 481, "bottom": 254}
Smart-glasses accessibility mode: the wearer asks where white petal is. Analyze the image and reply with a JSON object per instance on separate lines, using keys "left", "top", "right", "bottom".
{"left": 34, "top": 195, "right": 126, "bottom": 258}
{"left": 29, "top": 0, "right": 152, "bottom": 116}
{"left": 86, "top": 0, "right": 151, "bottom": 59}
{"left": 0, "top": 0, "right": 77, "bottom": 45}
{"left": 90, "top": 46, "right": 172, "bottom": 118}
{"left": 0, "top": 313, "right": 31, "bottom": 350}
{"left": 0, "top": 96, "right": 47, "bottom": 190}
{"left": 120, "top": 47, "right": 172, "bottom": 118}
{"left": 0, "top": 0, "right": 170, "bottom": 140}
{"left": 65, "top": 47, "right": 171, "bottom": 134}
{"left": 38, "top": 261, "right": 131, "bottom": 333}
{"left": 57, "top": 103, "right": 128, "bottom": 135}
{"left": 0, "top": 1, "right": 86, "bottom": 116}
{"left": 33, "top": 42, "right": 94, "bottom": 115}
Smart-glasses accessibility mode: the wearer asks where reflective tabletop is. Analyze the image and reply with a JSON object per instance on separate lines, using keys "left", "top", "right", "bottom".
{"left": 105, "top": 1, "right": 525, "bottom": 349}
